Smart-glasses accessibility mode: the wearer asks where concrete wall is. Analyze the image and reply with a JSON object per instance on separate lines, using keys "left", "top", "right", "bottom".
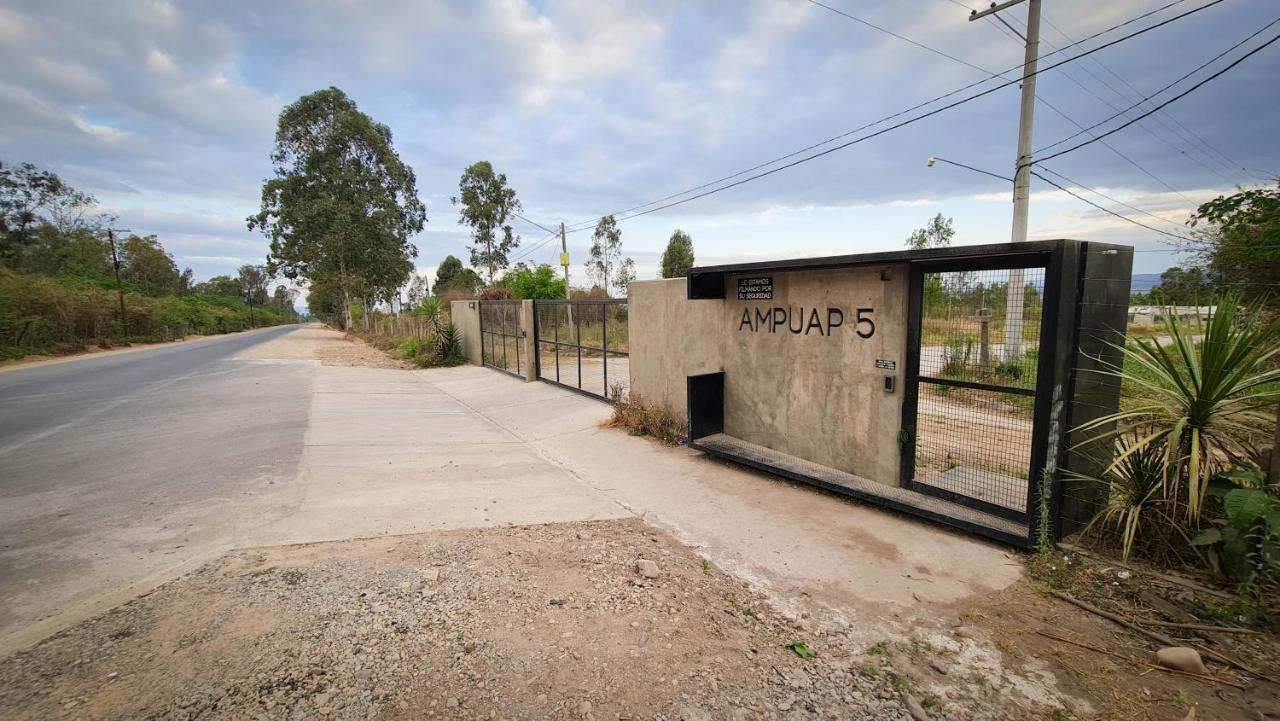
{"left": 628, "top": 265, "right": 908, "bottom": 486}
{"left": 628, "top": 279, "right": 723, "bottom": 414}
{"left": 450, "top": 300, "right": 482, "bottom": 365}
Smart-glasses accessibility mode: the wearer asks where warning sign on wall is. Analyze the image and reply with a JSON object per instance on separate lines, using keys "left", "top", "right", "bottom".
{"left": 736, "top": 276, "right": 773, "bottom": 300}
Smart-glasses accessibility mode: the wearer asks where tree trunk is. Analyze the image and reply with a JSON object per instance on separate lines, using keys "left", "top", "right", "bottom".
{"left": 341, "top": 286, "right": 353, "bottom": 331}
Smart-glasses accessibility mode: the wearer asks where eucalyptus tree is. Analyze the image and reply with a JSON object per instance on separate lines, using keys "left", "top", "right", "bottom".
{"left": 586, "top": 214, "right": 635, "bottom": 297}
{"left": 248, "top": 87, "right": 425, "bottom": 329}
{"left": 452, "top": 161, "right": 521, "bottom": 284}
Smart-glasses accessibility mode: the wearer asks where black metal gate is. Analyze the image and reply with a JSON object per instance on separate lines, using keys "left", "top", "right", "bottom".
{"left": 479, "top": 300, "right": 524, "bottom": 378}
{"left": 901, "top": 260, "right": 1053, "bottom": 523}
{"left": 533, "top": 299, "right": 629, "bottom": 401}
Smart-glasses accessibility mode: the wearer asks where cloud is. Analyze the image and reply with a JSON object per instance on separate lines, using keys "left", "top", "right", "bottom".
{"left": 0, "top": 0, "right": 1274, "bottom": 285}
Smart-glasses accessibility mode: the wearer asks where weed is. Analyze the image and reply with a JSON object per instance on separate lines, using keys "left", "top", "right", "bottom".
{"left": 885, "top": 670, "right": 914, "bottom": 692}
{"left": 865, "top": 641, "right": 890, "bottom": 656}
{"left": 784, "top": 641, "right": 816, "bottom": 659}
{"left": 1026, "top": 550, "right": 1082, "bottom": 591}
{"left": 604, "top": 391, "right": 687, "bottom": 445}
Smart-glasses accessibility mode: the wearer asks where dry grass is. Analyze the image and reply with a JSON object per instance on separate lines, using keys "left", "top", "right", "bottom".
{"left": 603, "top": 391, "right": 687, "bottom": 445}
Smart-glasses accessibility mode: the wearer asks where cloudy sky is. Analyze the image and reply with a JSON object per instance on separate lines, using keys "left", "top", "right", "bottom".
{"left": 2, "top": 0, "right": 1277, "bottom": 293}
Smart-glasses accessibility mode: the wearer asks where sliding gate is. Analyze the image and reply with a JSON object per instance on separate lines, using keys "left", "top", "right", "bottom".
{"left": 534, "top": 299, "right": 629, "bottom": 402}
{"left": 901, "top": 259, "right": 1052, "bottom": 523}
{"left": 479, "top": 300, "right": 524, "bottom": 378}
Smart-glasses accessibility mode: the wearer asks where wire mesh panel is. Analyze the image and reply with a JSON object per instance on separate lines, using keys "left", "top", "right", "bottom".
{"left": 479, "top": 300, "right": 523, "bottom": 378}
{"left": 534, "top": 299, "right": 628, "bottom": 401}
{"left": 910, "top": 267, "right": 1046, "bottom": 518}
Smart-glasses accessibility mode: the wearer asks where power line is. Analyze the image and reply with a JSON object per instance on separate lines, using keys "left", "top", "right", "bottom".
{"left": 511, "top": 211, "right": 558, "bottom": 236}
{"left": 564, "top": 0, "right": 1232, "bottom": 230}
{"left": 563, "top": 0, "right": 1227, "bottom": 231}
{"left": 1034, "top": 29, "right": 1280, "bottom": 165}
{"left": 1036, "top": 165, "right": 1192, "bottom": 232}
{"left": 1015, "top": 14, "right": 1247, "bottom": 186}
{"left": 975, "top": 8, "right": 1203, "bottom": 202}
{"left": 1030, "top": 170, "right": 1198, "bottom": 242}
{"left": 931, "top": 155, "right": 1196, "bottom": 243}
{"left": 1034, "top": 16, "right": 1280, "bottom": 157}
{"left": 509, "top": 230, "right": 560, "bottom": 263}
{"left": 1038, "top": 12, "right": 1261, "bottom": 183}
{"left": 818, "top": 0, "right": 1201, "bottom": 218}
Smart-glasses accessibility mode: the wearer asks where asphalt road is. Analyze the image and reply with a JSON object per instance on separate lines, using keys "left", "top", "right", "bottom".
{"left": 0, "top": 325, "right": 313, "bottom": 652}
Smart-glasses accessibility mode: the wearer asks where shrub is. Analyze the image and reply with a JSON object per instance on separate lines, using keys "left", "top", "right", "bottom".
{"left": 0, "top": 267, "right": 286, "bottom": 358}
{"left": 605, "top": 388, "right": 687, "bottom": 445}
{"left": 1076, "top": 297, "right": 1280, "bottom": 523}
{"left": 1071, "top": 297, "right": 1280, "bottom": 611}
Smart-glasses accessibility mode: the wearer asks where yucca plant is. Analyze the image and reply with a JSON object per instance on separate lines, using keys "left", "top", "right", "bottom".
{"left": 1076, "top": 297, "right": 1280, "bottom": 524}
{"left": 1077, "top": 429, "right": 1180, "bottom": 560}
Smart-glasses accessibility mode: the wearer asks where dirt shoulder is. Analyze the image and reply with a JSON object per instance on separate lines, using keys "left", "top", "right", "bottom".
{"left": 236, "top": 325, "right": 410, "bottom": 369}
{"left": 2, "top": 519, "right": 1277, "bottom": 720}
{"left": 0, "top": 519, "right": 1071, "bottom": 721}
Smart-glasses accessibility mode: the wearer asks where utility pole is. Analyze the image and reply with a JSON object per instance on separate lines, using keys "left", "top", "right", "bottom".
{"left": 107, "top": 228, "right": 130, "bottom": 336}
{"left": 970, "top": 0, "right": 1040, "bottom": 361}
{"left": 559, "top": 222, "right": 573, "bottom": 327}
{"left": 559, "top": 223, "right": 570, "bottom": 300}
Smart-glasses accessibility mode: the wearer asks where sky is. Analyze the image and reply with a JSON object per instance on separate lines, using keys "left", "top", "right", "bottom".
{"left": 1, "top": 0, "right": 1277, "bottom": 299}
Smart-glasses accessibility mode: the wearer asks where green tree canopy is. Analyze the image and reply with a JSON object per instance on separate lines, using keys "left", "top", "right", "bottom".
{"left": 905, "top": 213, "right": 955, "bottom": 250}
{"left": 248, "top": 87, "right": 425, "bottom": 329}
{"left": 433, "top": 254, "right": 463, "bottom": 292}
{"left": 452, "top": 161, "right": 521, "bottom": 284}
{"left": 1187, "top": 181, "right": 1279, "bottom": 306}
{"left": 502, "top": 263, "right": 566, "bottom": 299}
{"left": 586, "top": 215, "right": 635, "bottom": 297}
{"left": 660, "top": 229, "right": 695, "bottom": 278}
{"left": 432, "top": 254, "right": 483, "bottom": 296}
{"left": 1133, "top": 266, "right": 1216, "bottom": 306}
{"left": 119, "top": 234, "right": 181, "bottom": 297}
{"left": 405, "top": 273, "right": 430, "bottom": 309}
{"left": 194, "top": 275, "right": 242, "bottom": 298}
{"left": 270, "top": 284, "right": 297, "bottom": 317}
{"left": 2, "top": 160, "right": 107, "bottom": 269}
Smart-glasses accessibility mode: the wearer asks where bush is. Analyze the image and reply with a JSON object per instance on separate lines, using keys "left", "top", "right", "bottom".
{"left": 605, "top": 388, "right": 687, "bottom": 445}
{"left": 1071, "top": 298, "right": 1280, "bottom": 616}
{"left": 0, "top": 267, "right": 286, "bottom": 358}
{"left": 396, "top": 335, "right": 439, "bottom": 368}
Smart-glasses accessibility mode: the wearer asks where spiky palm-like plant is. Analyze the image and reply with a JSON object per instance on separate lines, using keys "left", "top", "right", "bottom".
{"left": 1077, "top": 297, "right": 1280, "bottom": 524}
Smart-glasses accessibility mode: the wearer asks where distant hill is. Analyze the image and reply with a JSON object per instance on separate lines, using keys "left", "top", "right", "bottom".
{"left": 1130, "top": 273, "right": 1162, "bottom": 293}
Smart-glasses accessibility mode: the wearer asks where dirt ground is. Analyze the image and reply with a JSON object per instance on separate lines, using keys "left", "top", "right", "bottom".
{"left": 2, "top": 518, "right": 1275, "bottom": 721}
{"left": 0, "top": 520, "right": 1057, "bottom": 721}
{"left": 237, "top": 325, "right": 411, "bottom": 369}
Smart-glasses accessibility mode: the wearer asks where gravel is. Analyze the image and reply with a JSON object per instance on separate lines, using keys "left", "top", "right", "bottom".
{"left": 0, "top": 519, "right": 1071, "bottom": 720}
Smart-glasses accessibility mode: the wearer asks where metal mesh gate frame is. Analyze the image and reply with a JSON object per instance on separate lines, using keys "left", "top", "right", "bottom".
{"left": 533, "top": 299, "right": 628, "bottom": 402}
{"left": 479, "top": 300, "right": 524, "bottom": 379}
{"left": 900, "top": 259, "right": 1055, "bottom": 525}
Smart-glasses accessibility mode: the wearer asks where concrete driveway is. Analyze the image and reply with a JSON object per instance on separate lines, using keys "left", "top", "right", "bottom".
{"left": 1, "top": 327, "right": 1021, "bottom": 656}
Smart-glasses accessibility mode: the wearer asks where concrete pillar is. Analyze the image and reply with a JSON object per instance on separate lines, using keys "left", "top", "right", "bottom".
{"left": 521, "top": 299, "right": 537, "bottom": 382}
{"left": 450, "top": 300, "right": 482, "bottom": 365}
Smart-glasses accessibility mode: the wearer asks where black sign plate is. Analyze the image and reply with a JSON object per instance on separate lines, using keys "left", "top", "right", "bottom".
{"left": 737, "top": 276, "right": 773, "bottom": 300}
{"left": 875, "top": 359, "right": 896, "bottom": 370}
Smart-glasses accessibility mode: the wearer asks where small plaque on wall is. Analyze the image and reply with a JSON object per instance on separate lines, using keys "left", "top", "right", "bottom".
{"left": 736, "top": 276, "right": 773, "bottom": 300}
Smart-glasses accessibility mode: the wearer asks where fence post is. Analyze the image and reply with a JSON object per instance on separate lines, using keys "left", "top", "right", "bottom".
{"left": 521, "top": 299, "right": 536, "bottom": 382}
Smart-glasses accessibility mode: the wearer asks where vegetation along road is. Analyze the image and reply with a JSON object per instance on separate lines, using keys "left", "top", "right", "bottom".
{"left": 0, "top": 324, "right": 311, "bottom": 653}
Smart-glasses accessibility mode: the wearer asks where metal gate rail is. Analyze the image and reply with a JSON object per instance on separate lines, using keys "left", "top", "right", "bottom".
{"left": 533, "top": 299, "right": 628, "bottom": 402}
{"left": 479, "top": 300, "right": 524, "bottom": 379}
